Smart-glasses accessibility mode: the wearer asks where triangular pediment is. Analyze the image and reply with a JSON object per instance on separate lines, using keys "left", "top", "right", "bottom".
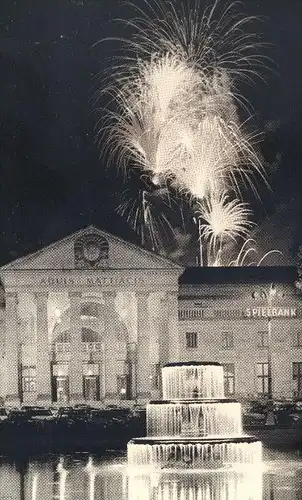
{"left": 0, "top": 225, "right": 183, "bottom": 271}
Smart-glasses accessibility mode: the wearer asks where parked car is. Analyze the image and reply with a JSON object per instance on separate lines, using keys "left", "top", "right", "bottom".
{"left": 242, "top": 401, "right": 267, "bottom": 426}
{"left": 57, "top": 406, "right": 73, "bottom": 418}
{"left": 26, "top": 408, "right": 55, "bottom": 423}
{"left": 88, "top": 409, "right": 111, "bottom": 427}
{"left": 275, "top": 403, "right": 302, "bottom": 427}
{"left": 56, "top": 408, "right": 90, "bottom": 426}
{"left": 7, "top": 410, "right": 29, "bottom": 425}
{"left": 104, "top": 407, "right": 132, "bottom": 426}
{"left": 0, "top": 408, "right": 8, "bottom": 422}
{"left": 131, "top": 405, "right": 146, "bottom": 418}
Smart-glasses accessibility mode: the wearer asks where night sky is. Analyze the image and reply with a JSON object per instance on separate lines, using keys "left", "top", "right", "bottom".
{"left": 0, "top": 0, "right": 302, "bottom": 266}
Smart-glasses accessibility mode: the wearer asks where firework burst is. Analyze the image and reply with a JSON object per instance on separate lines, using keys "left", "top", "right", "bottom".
{"left": 100, "top": 53, "right": 202, "bottom": 180}
{"left": 96, "top": 0, "right": 273, "bottom": 264}
{"left": 196, "top": 191, "right": 254, "bottom": 259}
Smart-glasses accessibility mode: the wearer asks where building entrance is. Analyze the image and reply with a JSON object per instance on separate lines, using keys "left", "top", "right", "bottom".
{"left": 54, "top": 376, "right": 69, "bottom": 403}
{"left": 83, "top": 375, "right": 99, "bottom": 401}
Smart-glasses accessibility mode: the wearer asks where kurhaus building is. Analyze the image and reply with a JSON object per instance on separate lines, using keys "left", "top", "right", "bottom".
{"left": 0, "top": 225, "right": 300, "bottom": 406}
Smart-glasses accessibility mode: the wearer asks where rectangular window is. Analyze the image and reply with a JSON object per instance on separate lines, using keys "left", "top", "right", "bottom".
{"left": 223, "top": 363, "right": 235, "bottom": 396}
{"left": 222, "top": 332, "right": 234, "bottom": 349}
{"left": 22, "top": 366, "right": 36, "bottom": 393}
{"left": 256, "top": 362, "right": 268, "bottom": 395}
{"left": 258, "top": 331, "right": 268, "bottom": 348}
{"left": 117, "top": 374, "right": 129, "bottom": 400}
{"left": 150, "top": 363, "right": 161, "bottom": 390}
{"left": 293, "top": 362, "right": 302, "bottom": 397}
{"left": 293, "top": 333, "right": 302, "bottom": 348}
{"left": 186, "top": 332, "right": 197, "bottom": 348}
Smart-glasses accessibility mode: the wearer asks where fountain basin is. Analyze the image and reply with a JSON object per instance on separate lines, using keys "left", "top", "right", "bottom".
{"left": 128, "top": 436, "right": 262, "bottom": 469}
{"left": 147, "top": 400, "right": 243, "bottom": 437}
{"left": 127, "top": 361, "right": 262, "bottom": 471}
{"left": 162, "top": 363, "right": 225, "bottom": 400}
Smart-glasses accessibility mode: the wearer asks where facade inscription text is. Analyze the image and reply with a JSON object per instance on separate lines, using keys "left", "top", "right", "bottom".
{"left": 39, "top": 276, "right": 142, "bottom": 286}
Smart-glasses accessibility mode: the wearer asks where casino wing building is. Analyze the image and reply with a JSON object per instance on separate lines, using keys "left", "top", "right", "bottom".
{"left": 0, "top": 225, "right": 300, "bottom": 405}
{"left": 179, "top": 266, "right": 301, "bottom": 401}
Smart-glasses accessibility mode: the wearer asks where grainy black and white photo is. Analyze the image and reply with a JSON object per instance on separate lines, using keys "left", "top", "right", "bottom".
{"left": 0, "top": 0, "right": 301, "bottom": 498}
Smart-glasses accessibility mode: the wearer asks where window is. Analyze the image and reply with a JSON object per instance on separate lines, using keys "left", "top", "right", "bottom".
{"left": 22, "top": 366, "right": 36, "bottom": 393}
{"left": 55, "top": 343, "right": 70, "bottom": 353}
{"left": 150, "top": 364, "right": 161, "bottom": 390}
{"left": 256, "top": 362, "right": 268, "bottom": 395}
{"left": 293, "top": 363, "right": 302, "bottom": 397}
{"left": 81, "top": 303, "right": 100, "bottom": 318}
{"left": 117, "top": 375, "right": 129, "bottom": 400}
{"left": 221, "top": 332, "right": 234, "bottom": 349}
{"left": 293, "top": 333, "right": 302, "bottom": 348}
{"left": 186, "top": 332, "right": 197, "bottom": 348}
{"left": 223, "top": 364, "right": 235, "bottom": 396}
{"left": 58, "top": 331, "right": 70, "bottom": 343}
{"left": 81, "top": 327, "right": 100, "bottom": 342}
{"left": 258, "top": 331, "right": 268, "bottom": 348}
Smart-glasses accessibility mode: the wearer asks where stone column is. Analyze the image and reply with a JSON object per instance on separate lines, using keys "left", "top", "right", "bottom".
{"left": 35, "top": 292, "right": 52, "bottom": 402}
{"left": 136, "top": 291, "right": 151, "bottom": 400}
{"left": 5, "top": 292, "right": 20, "bottom": 404}
{"left": 165, "top": 291, "right": 180, "bottom": 363}
{"left": 69, "top": 291, "right": 83, "bottom": 402}
{"left": 127, "top": 342, "right": 137, "bottom": 401}
{"left": 103, "top": 291, "right": 118, "bottom": 400}
{"left": 159, "top": 295, "right": 170, "bottom": 368}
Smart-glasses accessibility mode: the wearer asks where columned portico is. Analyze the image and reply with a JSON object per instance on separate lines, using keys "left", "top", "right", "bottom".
{"left": 69, "top": 291, "right": 83, "bottom": 402}
{"left": 0, "top": 226, "right": 183, "bottom": 406}
{"left": 5, "top": 292, "right": 20, "bottom": 404}
{"left": 35, "top": 292, "right": 51, "bottom": 403}
{"left": 136, "top": 291, "right": 151, "bottom": 401}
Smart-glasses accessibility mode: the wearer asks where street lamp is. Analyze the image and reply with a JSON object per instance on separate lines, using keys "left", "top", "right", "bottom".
{"left": 252, "top": 283, "right": 284, "bottom": 426}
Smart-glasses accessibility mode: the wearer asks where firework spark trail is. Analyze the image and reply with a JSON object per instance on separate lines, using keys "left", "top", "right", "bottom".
{"left": 227, "top": 239, "right": 284, "bottom": 266}
{"left": 114, "top": 0, "right": 270, "bottom": 88}
{"left": 116, "top": 187, "right": 177, "bottom": 250}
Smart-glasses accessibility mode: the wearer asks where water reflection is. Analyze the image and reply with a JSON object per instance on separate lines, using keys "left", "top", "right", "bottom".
{"left": 0, "top": 453, "right": 301, "bottom": 500}
{"left": 125, "top": 469, "right": 263, "bottom": 500}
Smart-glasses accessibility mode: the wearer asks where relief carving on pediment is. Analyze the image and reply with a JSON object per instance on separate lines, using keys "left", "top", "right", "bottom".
{"left": 74, "top": 233, "right": 109, "bottom": 269}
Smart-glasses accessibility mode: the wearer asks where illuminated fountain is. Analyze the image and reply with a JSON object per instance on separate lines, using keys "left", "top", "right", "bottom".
{"left": 124, "top": 470, "right": 263, "bottom": 500}
{"left": 127, "top": 362, "right": 262, "bottom": 469}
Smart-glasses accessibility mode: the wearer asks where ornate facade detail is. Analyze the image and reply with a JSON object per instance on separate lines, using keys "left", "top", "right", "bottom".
{"left": 74, "top": 233, "right": 109, "bottom": 269}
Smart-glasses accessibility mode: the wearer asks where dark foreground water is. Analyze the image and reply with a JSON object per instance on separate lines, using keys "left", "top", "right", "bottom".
{"left": 0, "top": 446, "right": 301, "bottom": 500}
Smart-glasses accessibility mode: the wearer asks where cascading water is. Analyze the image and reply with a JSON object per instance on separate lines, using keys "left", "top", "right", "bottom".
{"left": 127, "top": 362, "right": 262, "bottom": 470}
